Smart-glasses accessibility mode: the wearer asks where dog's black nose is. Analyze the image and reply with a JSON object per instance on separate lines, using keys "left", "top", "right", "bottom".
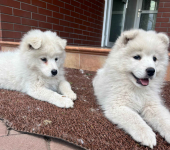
{"left": 51, "top": 69, "right": 57, "bottom": 76}
{"left": 146, "top": 67, "right": 155, "bottom": 77}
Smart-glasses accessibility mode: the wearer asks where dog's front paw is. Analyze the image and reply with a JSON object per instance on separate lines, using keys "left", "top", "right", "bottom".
{"left": 64, "top": 91, "right": 77, "bottom": 101}
{"left": 52, "top": 97, "right": 74, "bottom": 108}
{"left": 132, "top": 127, "right": 156, "bottom": 149}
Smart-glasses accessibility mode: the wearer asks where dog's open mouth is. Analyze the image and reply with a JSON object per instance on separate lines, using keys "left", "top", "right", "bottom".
{"left": 132, "top": 73, "right": 149, "bottom": 86}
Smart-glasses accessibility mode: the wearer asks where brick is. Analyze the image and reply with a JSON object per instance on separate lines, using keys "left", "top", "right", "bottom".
{"left": 89, "top": 32, "right": 96, "bottom": 37}
{"left": 43, "top": 0, "right": 52, "bottom": 3}
{"left": 97, "top": 15, "right": 103, "bottom": 22}
{"left": 84, "top": 1, "right": 92, "bottom": 7}
{"left": 53, "top": 12, "right": 64, "bottom": 19}
{"left": 0, "top": 134, "right": 48, "bottom": 150}
{"left": 161, "top": 23, "right": 170, "bottom": 27}
{"left": 47, "top": 17, "right": 59, "bottom": 24}
{"left": 75, "top": 18, "right": 82, "bottom": 24}
{"left": 74, "top": 39, "right": 82, "bottom": 44}
{"left": 47, "top": 3, "right": 59, "bottom": 12}
{"left": 156, "top": 17, "right": 169, "bottom": 22}
{"left": 61, "top": 0, "right": 71, "bottom": 4}
{"left": 92, "top": 3, "right": 99, "bottom": 10}
{"left": 65, "top": 15, "right": 74, "bottom": 22}
{"left": 91, "top": 13, "right": 98, "bottom": 19}
{"left": 60, "top": 32, "right": 70, "bottom": 38}
{"left": 162, "top": 13, "right": 170, "bottom": 17}
{"left": 65, "top": 3, "right": 74, "bottom": 11}
{"left": 70, "top": 33, "right": 79, "bottom": 39}
{"left": 13, "top": 9, "right": 31, "bottom": 18}
{"left": 64, "top": 27, "right": 73, "bottom": 33}
{"left": 2, "top": 38, "right": 15, "bottom": 42}
{"left": 50, "top": 138, "right": 78, "bottom": 150}
{"left": 83, "top": 20, "right": 91, "bottom": 26}
{"left": 53, "top": 0, "right": 64, "bottom": 7}
{"left": 0, "top": 0, "right": 20, "bottom": 8}
{"left": 39, "top": 21, "right": 52, "bottom": 29}
{"left": 71, "top": 0, "right": 80, "bottom": 7}
{"left": 19, "top": 0, "right": 31, "bottom": 4}
{"left": 0, "top": 5, "right": 13, "bottom": 15}
{"left": 53, "top": 24, "right": 64, "bottom": 31}
{"left": 82, "top": 40, "right": 89, "bottom": 45}
{"left": 14, "top": 24, "right": 31, "bottom": 32}
{"left": 155, "top": 27, "right": 168, "bottom": 32}
{"left": 71, "top": 12, "right": 80, "bottom": 18}
{"left": 164, "top": 2, "right": 170, "bottom": 7}
{"left": 0, "top": 121, "right": 7, "bottom": 137}
{"left": 67, "top": 38, "right": 73, "bottom": 44}
{"left": 60, "top": 20, "right": 70, "bottom": 26}
{"left": 158, "top": 2, "right": 164, "bottom": 7}
{"left": 81, "top": 4, "right": 89, "bottom": 10}
{"left": 158, "top": 7, "right": 170, "bottom": 12}
{"left": 21, "top": 3, "right": 38, "bottom": 13}
{"left": 1, "top": 22, "right": 13, "bottom": 30}
{"left": 32, "top": 0, "right": 46, "bottom": 8}
{"left": 22, "top": 18, "right": 38, "bottom": 27}
{"left": 79, "top": 14, "right": 88, "bottom": 21}
{"left": 87, "top": 26, "right": 94, "bottom": 32}
{"left": 39, "top": 8, "right": 52, "bottom": 16}
{"left": 1, "top": 14, "right": 21, "bottom": 24}
{"left": 70, "top": 22, "right": 79, "bottom": 28}
{"left": 74, "top": 28, "right": 82, "bottom": 34}
{"left": 155, "top": 22, "right": 161, "bottom": 27}
{"left": 32, "top": 13, "right": 46, "bottom": 21}
{"left": 79, "top": 34, "right": 87, "bottom": 40}
{"left": 2, "top": 31, "right": 22, "bottom": 39}
{"left": 80, "top": 25, "right": 87, "bottom": 30}
{"left": 84, "top": 10, "right": 91, "bottom": 17}
{"left": 89, "top": 8, "right": 97, "bottom": 14}
{"left": 88, "top": 17, "right": 95, "bottom": 23}
{"left": 31, "top": 26, "right": 46, "bottom": 31}
{"left": 60, "top": 7, "right": 70, "bottom": 15}
{"left": 83, "top": 31, "right": 90, "bottom": 36}
{"left": 75, "top": 7, "right": 84, "bottom": 15}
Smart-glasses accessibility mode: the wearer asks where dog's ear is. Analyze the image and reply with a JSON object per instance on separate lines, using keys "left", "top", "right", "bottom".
{"left": 157, "top": 33, "right": 169, "bottom": 46}
{"left": 28, "top": 37, "right": 42, "bottom": 50}
{"left": 58, "top": 39, "right": 67, "bottom": 49}
{"left": 122, "top": 30, "right": 139, "bottom": 45}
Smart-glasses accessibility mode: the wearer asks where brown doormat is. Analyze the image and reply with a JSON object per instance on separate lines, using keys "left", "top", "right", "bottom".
{"left": 0, "top": 68, "right": 170, "bottom": 150}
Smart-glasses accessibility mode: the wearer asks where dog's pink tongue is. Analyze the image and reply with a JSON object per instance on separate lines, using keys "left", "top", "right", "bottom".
{"left": 140, "top": 79, "right": 149, "bottom": 86}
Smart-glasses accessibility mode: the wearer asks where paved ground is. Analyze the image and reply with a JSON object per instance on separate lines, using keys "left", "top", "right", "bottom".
{"left": 0, "top": 120, "right": 83, "bottom": 150}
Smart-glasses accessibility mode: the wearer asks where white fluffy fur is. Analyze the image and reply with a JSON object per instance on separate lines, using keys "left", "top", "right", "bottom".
{"left": 93, "top": 29, "right": 170, "bottom": 148}
{"left": 0, "top": 30, "right": 77, "bottom": 108}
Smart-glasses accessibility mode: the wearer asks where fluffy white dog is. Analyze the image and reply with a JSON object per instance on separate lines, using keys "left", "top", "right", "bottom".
{"left": 0, "top": 30, "right": 77, "bottom": 108}
{"left": 93, "top": 29, "right": 170, "bottom": 148}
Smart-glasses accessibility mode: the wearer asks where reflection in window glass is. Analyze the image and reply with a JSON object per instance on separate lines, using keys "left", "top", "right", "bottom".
{"left": 139, "top": 14, "right": 157, "bottom": 30}
{"left": 109, "top": 14, "right": 123, "bottom": 42}
{"left": 142, "top": 0, "right": 159, "bottom": 11}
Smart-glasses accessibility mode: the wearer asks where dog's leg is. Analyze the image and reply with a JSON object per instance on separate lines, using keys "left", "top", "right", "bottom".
{"left": 105, "top": 106, "right": 156, "bottom": 148}
{"left": 27, "top": 86, "right": 74, "bottom": 108}
{"left": 59, "top": 80, "right": 77, "bottom": 101}
{"left": 142, "top": 101, "right": 170, "bottom": 144}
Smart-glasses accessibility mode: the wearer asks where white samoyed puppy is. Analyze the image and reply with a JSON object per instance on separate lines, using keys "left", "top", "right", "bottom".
{"left": 93, "top": 29, "right": 170, "bottom": 148}
{"left": 0, "top": 30, "right": 77, "bottom": 108}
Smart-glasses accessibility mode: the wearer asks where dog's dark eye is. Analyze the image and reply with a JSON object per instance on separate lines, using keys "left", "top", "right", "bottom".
{"left": 55, "top": 58, "right": 58, "bottom": 61}
{"left": 41, "top": 58, "right": 47, "bottom": 62}
{"left": 153, "top": 56, "right": 157, "bottom": 62}
{"left": 133, "top": 55, "right": 141, "bottom": 60}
